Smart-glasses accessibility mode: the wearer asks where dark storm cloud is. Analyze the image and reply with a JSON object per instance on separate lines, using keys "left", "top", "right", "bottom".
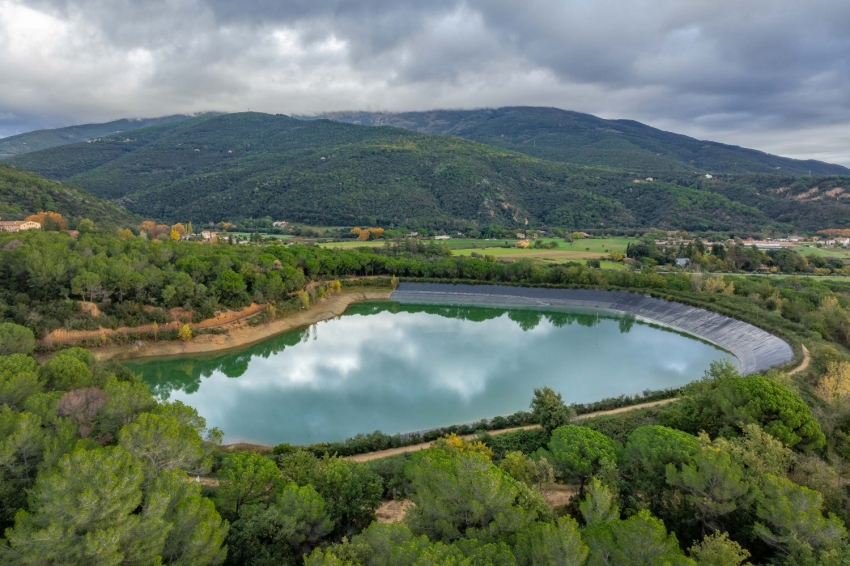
{"left": 1, "top": 0, "right": 849, "bottom": 165}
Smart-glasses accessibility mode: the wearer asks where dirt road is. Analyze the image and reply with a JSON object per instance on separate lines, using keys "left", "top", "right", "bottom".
{"left": 346, "top": 398, "right": 680, "bottom": 463}
{"left": 788, "top": 344, "right": 811, "bottom": 376}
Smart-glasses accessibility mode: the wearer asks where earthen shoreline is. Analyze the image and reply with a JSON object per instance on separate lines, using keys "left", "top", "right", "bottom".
{"left": 90, "top": 289, "right": 393, "bottom": 362}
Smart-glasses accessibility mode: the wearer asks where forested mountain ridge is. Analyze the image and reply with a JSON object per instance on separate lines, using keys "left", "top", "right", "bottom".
{"left": 314, "top": 107, "right": 850, "bottom": 176}
{"left": 0, "top": 114, "right": 211, "bottom": 159}
{"left": 0, "top": 164, "right": 137, "bottom": 226}
{"left": 7, "top": 112, "right": 850, "bottom": 231}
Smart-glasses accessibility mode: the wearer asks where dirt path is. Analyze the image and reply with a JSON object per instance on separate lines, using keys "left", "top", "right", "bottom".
{"left": 91, "top": 289, "right": 392, "bottom": 361}
{"left": 788, "top": 344, "right": 811, "bottom": 376}
{"left": 346, "top": 398, "right": 680, "bottom": 463}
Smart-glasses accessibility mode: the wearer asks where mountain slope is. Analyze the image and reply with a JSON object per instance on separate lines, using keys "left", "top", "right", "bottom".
{"left": 8, "top": 112, "right": 850, "bottom": 231}
{"left": 0, "top": 114, "right": 210, "bottom": 159}
{"left": 0, "top": 164, "right": 137, "bottom": 226}
{"left": 314, "top": 107, "right": 850, "bottom": 176}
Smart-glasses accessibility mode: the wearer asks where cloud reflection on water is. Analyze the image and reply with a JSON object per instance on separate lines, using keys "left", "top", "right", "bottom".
{"left": 128, "top": 303, "right": 730, "bottom": 444}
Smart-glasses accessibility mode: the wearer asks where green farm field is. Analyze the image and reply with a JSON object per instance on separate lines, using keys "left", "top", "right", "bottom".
{"left": 792, "top": 244, "right": 850, "bottom": 259}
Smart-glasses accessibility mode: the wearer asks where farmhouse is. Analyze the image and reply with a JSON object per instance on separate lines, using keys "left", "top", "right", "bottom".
{"left": 0, "top": 220, "right": 41, "bottom": 233}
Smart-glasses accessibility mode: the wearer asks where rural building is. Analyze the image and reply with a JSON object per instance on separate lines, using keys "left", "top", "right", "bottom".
{"left": 434, "top": 235, "right": 450, "bottom": 240}
{"left": 0, "top": 220, "right": 41, "bottom": 233}
{"left": 272, "top": 221, "right": 288, "bottom": 227}
{"left": 675, "top": 258, "right": 690, "bottom": 267}
{"left": 201, "top": 230, "right": 219, "bottom": 241}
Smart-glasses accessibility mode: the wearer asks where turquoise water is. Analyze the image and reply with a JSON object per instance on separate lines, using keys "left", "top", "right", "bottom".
{"left": 126, "top": 302, "right": 732, "bottom": 445}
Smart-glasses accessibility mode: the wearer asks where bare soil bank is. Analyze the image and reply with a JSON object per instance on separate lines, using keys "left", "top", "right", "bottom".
{"left": 91, "top": 289, "right": 392, "bottom": 362}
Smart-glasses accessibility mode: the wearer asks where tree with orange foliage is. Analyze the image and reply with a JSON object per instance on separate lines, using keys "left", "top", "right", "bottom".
{"left": 171, "top": 223, "right": 186, "bottom": 236}
{"left": 25, "top": 212, "right": 66, "bottom": 230}
{"left": 370, "top": 227, "right": 385, "bottom": 239}
{"left": 349, "top": 227, "right": 362, "bottom": 236}
{"left": 139, "top": 220, "right": 157, "bottom": 234}
{"left": 358, "top": 229, "right": 371, "bottom": 241}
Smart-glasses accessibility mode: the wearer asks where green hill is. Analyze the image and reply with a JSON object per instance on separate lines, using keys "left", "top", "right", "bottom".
{"left": 8, "top": 112, "right": 850, "bottom": 231}
{"left": 0, "top": 164, "right": 137, "bottom": 226}
{"left": 0, "top": 115, "right": 213, "bottom": 159}
{"left": 316, "top": 107, "right": 850, "bottom": 176}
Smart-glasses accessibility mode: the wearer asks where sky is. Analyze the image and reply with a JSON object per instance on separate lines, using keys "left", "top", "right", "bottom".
{"left": 1, "top": 0, "right": 849, "bottom": 166}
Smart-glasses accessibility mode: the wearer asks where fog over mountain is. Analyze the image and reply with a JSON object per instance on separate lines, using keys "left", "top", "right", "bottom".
{"left": 1, "top": 0, "right": 849, "bottom": 166}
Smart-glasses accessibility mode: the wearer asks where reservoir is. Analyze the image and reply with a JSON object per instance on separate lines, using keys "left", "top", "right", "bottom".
{"left": 126, "top": 301, "right": 732, "bottom": 445}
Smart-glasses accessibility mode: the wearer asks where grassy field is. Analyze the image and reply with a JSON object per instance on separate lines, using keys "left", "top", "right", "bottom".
{"left": 792, "top": 244, "right": 850, "bottom": 259}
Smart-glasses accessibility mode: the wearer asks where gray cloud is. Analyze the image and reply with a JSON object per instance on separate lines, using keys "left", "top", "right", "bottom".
{"left": 1, "top": 0, "right": 849, "bottom": 166}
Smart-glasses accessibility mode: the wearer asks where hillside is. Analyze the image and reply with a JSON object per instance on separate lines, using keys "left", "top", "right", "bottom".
{"left": 0, "top": 164, "right": 137, "bottom": 226}
{"left": 8, "top": 112, "right": 850, "bottom": 231}
{"left": 0, "top": 114, "right": 206, "bottom": 159}
{"left": 315, "top": 107, "right": 850, "bottom": 176}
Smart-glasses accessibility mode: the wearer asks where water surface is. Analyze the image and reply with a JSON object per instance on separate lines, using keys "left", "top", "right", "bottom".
{"left": 127, "top": 302, "right": 732, "bottom": 445}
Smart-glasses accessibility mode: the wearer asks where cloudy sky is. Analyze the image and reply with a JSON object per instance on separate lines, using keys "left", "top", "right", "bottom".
{"left": 1, "top": 0, "right": 849, "bottom": 165}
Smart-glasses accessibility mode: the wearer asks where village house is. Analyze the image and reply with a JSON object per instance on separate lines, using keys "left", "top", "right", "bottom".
{"left": 201, "top": 230, "right": 219, "bottom": 241}
{"left": 272, "top": 221, "right": 288, "bottom": 227}
{"left": 0, "top": 220, "right": 41, "bottom": 233}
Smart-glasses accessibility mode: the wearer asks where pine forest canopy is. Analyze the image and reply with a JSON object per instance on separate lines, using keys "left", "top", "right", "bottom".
{"left": 5, "top": 110, "right": 850, "bottom": 232}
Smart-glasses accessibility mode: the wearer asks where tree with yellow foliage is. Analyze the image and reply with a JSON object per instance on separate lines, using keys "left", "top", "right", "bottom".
{"left": 119, "top": 228, "right": 133, "bottom": 239}
{"left": 178, "top": 324, "right": 192, "bottom": 341}
{"left": 815, "top": 361, "right": 850, "bottom": 449}
{"left": 370, "top": 227, "right": 384, "bottom": 239}
{"left": 704, "top": 275, "right": 735, "bottom": 295}
{"left": 349, "top": 227, "right": 362, "bottom": 236}
{"left": 25, "top": 211, "right": 66, "bottom": 230}
{"left": 171, "top": 223, "right": 186, "bottom": 237}
{"left": 357, "top": 229, "right": 371, "bottom": 241}
{"left": 170, "top": 228, "right": 181, "bottom": 241}
{"left": 431, "top": 433, "right": 493, "bottom": 459}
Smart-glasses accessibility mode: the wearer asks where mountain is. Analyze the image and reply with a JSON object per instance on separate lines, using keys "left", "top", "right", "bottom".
{"left": 313, "top": 107, "right": 850, "bottom": 176}
{"left": 7, "top": 112, "right": 850, "bottom": 231}
{"left": 0, "top": 164, "right": 137, "bottom": 226}
{"left": 0, "top": 114, "right": 211, "bottom": 159}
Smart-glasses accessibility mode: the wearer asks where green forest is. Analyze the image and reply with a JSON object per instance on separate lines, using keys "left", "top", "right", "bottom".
{"left": 317, "top": 106, "right": 850, "bottom": 176}
{"left": 0, "top": 165, "right": 136, "bottom": 226}
{"left": 8, "top": 112, "right": 850, "bottom": 231}
{"left": 2, "top": 220, "right": 850, "bottom": 564}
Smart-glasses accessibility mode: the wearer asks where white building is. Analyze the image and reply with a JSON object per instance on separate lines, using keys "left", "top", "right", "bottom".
{"left": 0, "top": 220, "right": 41, "bottom": 233}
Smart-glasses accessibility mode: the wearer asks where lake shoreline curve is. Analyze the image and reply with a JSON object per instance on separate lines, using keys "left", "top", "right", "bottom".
{"left": 92, "top": 289, "right": 393, "bottom": 362}
{"left": 391, "top": 282, "right": 794, "bottom": 375}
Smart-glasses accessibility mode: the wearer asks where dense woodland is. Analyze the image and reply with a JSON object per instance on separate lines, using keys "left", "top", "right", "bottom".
{"left": 8, "top": 113, "right": 850, "bottom": 231}
{"left": 318, "top": 106, "right": 850, "bottom": 176}
{"left": 2, "top": 273, "right": 850, "bottom": 564}
{"left": 0, "top": 165, "right": 136, "bottom": 226}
